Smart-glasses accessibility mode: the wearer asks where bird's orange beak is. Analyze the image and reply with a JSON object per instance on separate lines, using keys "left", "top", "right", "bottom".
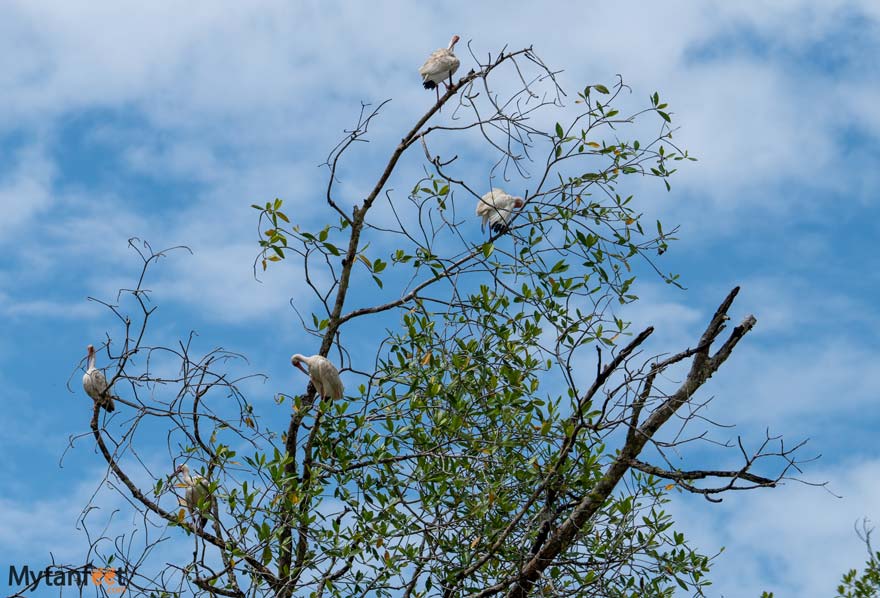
{"left": 293, "top": 362, "right": 308, "bottom": 375}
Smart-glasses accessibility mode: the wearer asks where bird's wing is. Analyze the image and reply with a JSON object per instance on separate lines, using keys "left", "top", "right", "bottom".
{"left": 475, "top": 189, "right": 499, "bottom": 217}
{"left": 327, "top": 375, "right": 345, "bottom": 401}
{"left": 480, "top": 190, "right": 517, "bottom": 225}
{"left": 419, "top": 50, "right": 460, "bottom": 81}
{"left": 83, "top": 369, "right": 108, "bottom": 400}
{"left": 94, "top": 369, "right": 109, "bottom": 392}
{"left": 187, "top": 477, "right": 211, "bottom": 511}
{"left": 418, "top": 49, "right": 445, "bottom": 76}
{"left": 185, "top": 485, "right": 197, "bottom": 511}
{"left": 442, "top": 53, "right": 461, "bottom": 77}
{"left": 312, "top": 358, "right": 343, "bottom": 400}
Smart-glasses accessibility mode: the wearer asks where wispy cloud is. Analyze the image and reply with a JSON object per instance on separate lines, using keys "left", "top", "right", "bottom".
{"left": 0, "top": 3, "right": 878, "bottom": 596}
{"left": 668, "top": 457, "right": 880, "bottom": 597}
{"left": 0, "top": 142, "right": 54, "bottom": 243}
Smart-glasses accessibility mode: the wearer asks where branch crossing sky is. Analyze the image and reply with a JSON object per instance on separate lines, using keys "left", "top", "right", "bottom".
{"left": 0, "top": 2, "right": 878, "bottom": 595}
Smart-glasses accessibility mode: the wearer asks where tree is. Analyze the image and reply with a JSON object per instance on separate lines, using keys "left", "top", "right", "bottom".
{"left": 44, "top": 44, "right": 812, "bottom": 598}
{"left": 837, "top": 521, "right": 880, "bottom": 598}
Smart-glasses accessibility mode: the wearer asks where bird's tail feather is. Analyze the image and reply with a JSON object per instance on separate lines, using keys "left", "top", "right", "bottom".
{"left": 423, "top": 80, "right": 437, "bottom": 90}
{"left": 98, "top": 394, "right": 116, "bottom": 412}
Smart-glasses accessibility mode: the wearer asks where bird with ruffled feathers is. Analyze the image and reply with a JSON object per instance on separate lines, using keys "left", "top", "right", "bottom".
{"left": 291, "top": 354, "right": 344, "bottom": 401}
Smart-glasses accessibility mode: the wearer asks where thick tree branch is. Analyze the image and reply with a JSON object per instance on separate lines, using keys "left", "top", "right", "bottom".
{"left": 504, "top": 288, "right": 755, "bottom": 598}
{"left": 627, "top": 458, "right": 775, "bottom": 488}
{"left": 88, "top": 405, "right": 280, "bottom": 593}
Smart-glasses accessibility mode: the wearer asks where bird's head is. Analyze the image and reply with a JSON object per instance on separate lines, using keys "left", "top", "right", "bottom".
{"left": 87, "top": 344, "right": 95, "bottom": 357}
{"left": 448, "top": 35, "right": 460, "bottom": 50}
{"left": 174, "top": 463, "right": 189, "bottom": 477}
{"left": 513, "top": 197, "right": 524, "bottom": 209}
{"left": 290, "top": 354, "right": 309, "bottom": 375}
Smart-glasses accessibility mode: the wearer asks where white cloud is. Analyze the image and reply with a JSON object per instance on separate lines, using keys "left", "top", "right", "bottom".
{"left": 669, "top": 456, "right": 880, "bottom": 597}
{"left": 0, "top": 0, "right": 875, "bottom": 258}
{"left": 0, "top": 291, "right": 100, "bottom": 320}
{"left": 0, "top": 3, "right": 878, "bottom": 596}
{"left": 154, "top": 242, "right": 315, "bottom": 324}
{"left": 0, "top": 143, "right": 54, "bottom": 243}
{"left": 609, "top": 277, "right": 880, "bottom": 436}
{"left": 0, "top": 469, "right": 131, "bottom": 563}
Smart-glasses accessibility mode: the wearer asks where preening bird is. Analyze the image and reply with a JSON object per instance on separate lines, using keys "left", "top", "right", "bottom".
{"left": 476, "top": 189, "right": 525, "bottom": 234}
{"left": 291, "top": 354, "right": 344, "bottom": 401}
{"left": 419, "top": 35, "right": 461, "bottom": 102}
{"left": 82, "top": 344, "right": 117, "bottom": 412}
{"left": 174, "top": 464, "right": 213, "bottom": 532}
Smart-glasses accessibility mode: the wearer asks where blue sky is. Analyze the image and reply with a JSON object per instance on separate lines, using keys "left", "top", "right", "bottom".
{"left": 0, "top": 1, "right": 878, "bottom": 596}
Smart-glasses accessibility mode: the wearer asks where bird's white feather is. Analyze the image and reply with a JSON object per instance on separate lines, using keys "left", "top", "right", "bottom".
{"left": 292, "top": 354, "right": 344, "bottom": 401}
{"left": 176, "top": 464, "right": 214, "bottom": 530}
{"left": 83, "top": 349, "right": 117, "bottom": 412}
{"left": 419, "top": 49, "right": 461, "bottom": 86}
{"left": 476, "top": 188, "right": 523, "bottom": 232}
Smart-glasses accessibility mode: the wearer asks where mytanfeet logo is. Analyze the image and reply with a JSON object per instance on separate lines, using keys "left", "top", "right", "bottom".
{"left": 8, "top": 565, "right": 128, "bottom": 594}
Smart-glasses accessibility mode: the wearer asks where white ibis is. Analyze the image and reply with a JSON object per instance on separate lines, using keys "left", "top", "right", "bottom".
{"left": 476, "top": 189, "right": 525, "bottom": 234}
{"left": 174, "top": 464, "right": 213, "bottom": 532}
{"left": 419, "top": 35, "right": 461, "bottom": 102}
{"left": 291, "top": 354, "right": 344, "bottom": 401}
{"left": 82, "top": 344, "right": 117, "bottom": 412}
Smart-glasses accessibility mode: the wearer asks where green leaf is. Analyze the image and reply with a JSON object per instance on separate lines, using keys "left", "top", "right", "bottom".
{"left": 594, "top": 84, "right": 610, "bottom": 94}
{"left": 482, "top": 243, "right": 494, "bottom": 258}
{"left": 555, "top": 122, "right": 564, "bottom": 138}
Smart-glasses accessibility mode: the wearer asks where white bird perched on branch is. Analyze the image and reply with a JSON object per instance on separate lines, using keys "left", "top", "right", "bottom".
{"left": 174, "top": 464, "right": 213, "bottom": 532}
{"left": 476, "top": 189, "right": 525, "bottom": 234}
{"left": 419, "top": 35, "right": 461, "bottom": 102}
{"left": 291, "top": 354, "right": 344, "bottom": 401}
{"left": 82, "top": 344, "right": 117, "bottom": 412}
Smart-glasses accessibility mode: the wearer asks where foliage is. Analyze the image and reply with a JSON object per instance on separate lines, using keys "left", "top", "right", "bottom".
{"left": 47, "top": 44, "right": 812, "bottom": 598}
{"left": 837, "top": 522, "right": 880, "bottom": 598}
